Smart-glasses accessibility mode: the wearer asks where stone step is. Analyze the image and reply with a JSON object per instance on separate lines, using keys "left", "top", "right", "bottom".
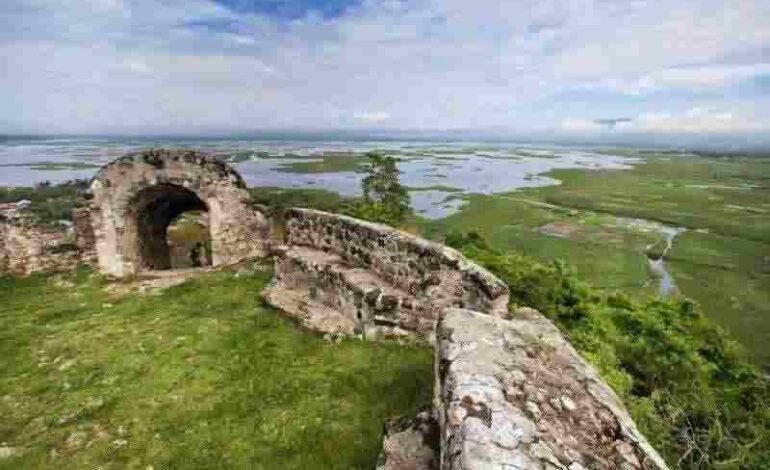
{"left": 262, "top": 246, "right": 450, "bottom": 340}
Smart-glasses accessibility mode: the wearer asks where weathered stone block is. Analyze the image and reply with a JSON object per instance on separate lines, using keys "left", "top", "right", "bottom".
{"left": 435, "top": 308, "right": 668, "bottom": 470}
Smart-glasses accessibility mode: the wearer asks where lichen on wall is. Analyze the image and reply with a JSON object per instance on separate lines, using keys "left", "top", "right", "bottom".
{"left": 434, "top": 308, "right": 668, "bottom": 470}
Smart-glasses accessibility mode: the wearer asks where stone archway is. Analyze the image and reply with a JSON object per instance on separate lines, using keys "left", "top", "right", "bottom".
{"left": 87, "top": 149, "right": 269, "bottom": 277}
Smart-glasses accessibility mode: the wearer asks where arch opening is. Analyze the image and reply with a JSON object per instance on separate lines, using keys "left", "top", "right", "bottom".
{"left": 130, "top": 184, "right": 211, "bottom": 271}
{"left": 167, "top": 210, "right": 212, "bottom": 269}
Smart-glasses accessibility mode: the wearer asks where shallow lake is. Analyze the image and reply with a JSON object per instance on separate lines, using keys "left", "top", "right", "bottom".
{"left": 0, "top": 137, "right": 638, "bottom": 218}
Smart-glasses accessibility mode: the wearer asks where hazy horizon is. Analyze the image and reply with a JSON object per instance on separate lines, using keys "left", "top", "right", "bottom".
{"left": 2, "top": 129, "right": 769, "bottom": 153}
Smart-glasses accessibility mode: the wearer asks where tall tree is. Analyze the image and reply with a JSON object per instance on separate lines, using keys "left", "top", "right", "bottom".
{"left": 354, "top": 153, "right": 412, "bottom": 227}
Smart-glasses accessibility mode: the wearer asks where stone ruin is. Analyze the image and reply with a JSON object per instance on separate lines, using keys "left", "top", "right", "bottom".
{"left": 0, "top": 150, "right": 669, "bottom": 469}
{"left": 81, "top": 149, "right": 270, "bottom": 277}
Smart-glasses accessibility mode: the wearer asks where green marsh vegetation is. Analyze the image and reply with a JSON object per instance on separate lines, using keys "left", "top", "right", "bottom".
{"left": 275, "top": 152, "right": 367, "bottom": 174}
{"left": 421, "top": 153, "right": 770, "bottom": 365}
{"left": 0, "top": 269, "right": 433, "bottom": 468}
{"left": 0, "top": 162, "right": 100, "bottom": 171}
{"left": 0, "top": 179, "right": 89, "bottom": 226}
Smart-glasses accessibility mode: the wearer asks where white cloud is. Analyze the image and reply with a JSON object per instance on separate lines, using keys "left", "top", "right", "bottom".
{"left": 354, "top": 111, "right": 391, "bottom": 124}
{"left": 1, "top": 0, "right": 769, "bottom": 135}
{"left": 562, "top": 107, "right": 770, "bottom": 135}
{"left": 125, "top": 60, "right": 152, "bottom": 74}
{"left": 560, "top": 118, "right": 603, "bottom": 133}
{"left": 618, "top": 64, "right": 770, "bottom": 95}
{"left": 620, "top": 108, "right": 767, "bottom": 134}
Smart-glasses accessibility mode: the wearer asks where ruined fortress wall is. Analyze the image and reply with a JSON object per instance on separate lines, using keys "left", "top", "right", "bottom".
{"left": 0, "top": 210, "right": 79, "bottom": 276}
{"left": 73, "top": 206, "right": 97, "bottom": 264}
{"left": 433, "top": 308, "right": 668, "bottom": 470}
{"left": 282, "top": 208, "right": 510, "bottom": 315}
{"left": 89, "top": 149, "right": 270, "bottom": 277}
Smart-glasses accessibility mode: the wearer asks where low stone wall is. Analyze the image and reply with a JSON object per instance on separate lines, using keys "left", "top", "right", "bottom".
{"left": 433, "top": 308, "right": 668, "bottom": 470}
{"left": 264, "top": 208, "right": 510, "bottom": 339}
{"left": 283, "top": 208, "right": 510, "bottom": 314}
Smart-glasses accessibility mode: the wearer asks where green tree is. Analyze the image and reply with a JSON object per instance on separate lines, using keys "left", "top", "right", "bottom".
{"left": 352, "top": 153, "right": 412, "bottom": 227}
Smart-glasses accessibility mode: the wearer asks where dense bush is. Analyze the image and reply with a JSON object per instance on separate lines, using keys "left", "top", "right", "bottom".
{"left": 446, "top": 230, "right": 770, "bottom": 469}
{"left": 0, "top": 179, "right": 89, "bottom": 225}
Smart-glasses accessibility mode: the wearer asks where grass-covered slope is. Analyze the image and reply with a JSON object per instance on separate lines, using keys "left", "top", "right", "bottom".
{"left": 0, "top": 269, "right": 433, "bottom": 469}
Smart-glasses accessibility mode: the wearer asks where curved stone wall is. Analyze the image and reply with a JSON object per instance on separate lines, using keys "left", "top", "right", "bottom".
{"left": 283, "top": 208, "right": 509, "bottom": 313}
{"left": 263, "top": 208, "right": 509, "bottom": 339}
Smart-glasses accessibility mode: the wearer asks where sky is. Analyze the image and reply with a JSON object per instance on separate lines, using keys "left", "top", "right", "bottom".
{"left": 1, "top": 0, "right": 769, "bottom": 143}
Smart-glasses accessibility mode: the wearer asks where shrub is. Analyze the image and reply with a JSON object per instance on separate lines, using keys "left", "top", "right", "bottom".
{"left": 445, "top": 230, "right": 770, "bottom": 468}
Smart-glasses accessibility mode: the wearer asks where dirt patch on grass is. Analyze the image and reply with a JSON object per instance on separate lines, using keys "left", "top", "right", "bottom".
{"left": 535, "top": 221, "right": 578, "bottom": 238}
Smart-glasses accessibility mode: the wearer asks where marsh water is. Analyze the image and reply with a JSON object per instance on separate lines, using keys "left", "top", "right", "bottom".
{"left": 0, "top": 136, "right": 638, "bottom": 218}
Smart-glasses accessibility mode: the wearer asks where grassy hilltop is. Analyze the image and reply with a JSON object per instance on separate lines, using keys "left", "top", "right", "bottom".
{"left": 0, "top": 269, "right": 432, "bottom": 469}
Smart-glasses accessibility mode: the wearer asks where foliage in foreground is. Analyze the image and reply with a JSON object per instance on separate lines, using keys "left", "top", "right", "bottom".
{"left": 445, "top": 231, "right": 770, "bottom": 469}
{"left": 0, "top": 269, "right": 432, "bottom": 469}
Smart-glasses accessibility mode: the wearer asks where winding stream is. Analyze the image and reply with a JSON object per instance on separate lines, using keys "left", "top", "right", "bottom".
{"left": 646, "top": 227, "right": 686, "bottom": 297}
{"left": 609, "top": 217, "right": 686, "bottom": 297}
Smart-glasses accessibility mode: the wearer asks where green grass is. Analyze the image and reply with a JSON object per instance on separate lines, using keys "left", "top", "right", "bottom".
{"left": 0, "top": 268, "right": 433, "bottom": 469}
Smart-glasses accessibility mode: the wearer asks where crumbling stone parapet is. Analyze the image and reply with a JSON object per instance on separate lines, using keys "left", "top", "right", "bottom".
{"left": 0, "top": 203, "right": 79, "bottom": 275}
{"left": 262, "top": 208, "right": 510, "bottom": 340}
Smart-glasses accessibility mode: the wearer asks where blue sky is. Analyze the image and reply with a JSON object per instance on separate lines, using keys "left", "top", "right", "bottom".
{"left": 211, "top": 0, "right": 360, "bottom": 19}
{"left": 0, "top": 0, "right": 768, "bottom": 140}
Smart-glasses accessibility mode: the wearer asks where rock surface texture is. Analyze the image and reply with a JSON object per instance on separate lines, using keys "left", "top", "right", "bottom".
{"left": 85, "top": 149, "right": 270, "bottom": 277}
{"left": 378, "top": 409, "right": 440, "bottom": 470}
{"left": 262, "top": 208, "right": 510, "bottom": 340}
{"left": 435, "top": 308, "right": 668, "bottom": 470}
